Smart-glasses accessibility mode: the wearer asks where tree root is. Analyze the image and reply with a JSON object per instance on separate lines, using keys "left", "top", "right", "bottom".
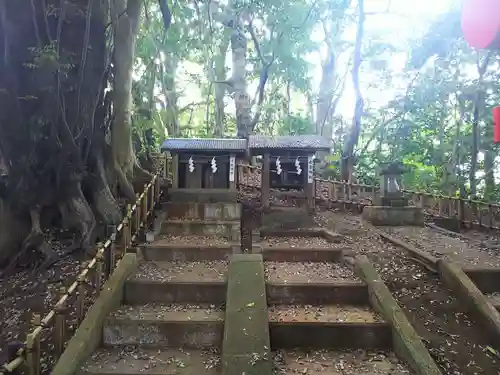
{"left": 0, "top": 208, "right": 58, "bottom": 276}
{"left": 90, "top": 150, "right": 122, "bottom": 224}
{"left": 58, "top": 182, "right": 96, "bottom": 255}
{"left": 133, "top": 162, "right": 153, "bottom": 180}
{"left": 115, "top": 160, "right": 136, "bottom": 202}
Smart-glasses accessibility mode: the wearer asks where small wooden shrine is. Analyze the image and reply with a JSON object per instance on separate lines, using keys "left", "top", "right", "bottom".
{"left": 248, "top": 135, "right": 330, "bottom": 211}
{"left": 161, "top": 138, "right": 246, "bottom": 192}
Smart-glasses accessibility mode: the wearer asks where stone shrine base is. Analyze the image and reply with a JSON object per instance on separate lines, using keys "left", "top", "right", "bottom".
{"left": 362, "top": 205, "right": 424, "bottom": 226}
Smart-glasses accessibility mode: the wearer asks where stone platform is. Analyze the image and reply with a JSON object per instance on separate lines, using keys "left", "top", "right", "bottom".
{"left": 362, "top": 205, "right": 424, "bottom": 226}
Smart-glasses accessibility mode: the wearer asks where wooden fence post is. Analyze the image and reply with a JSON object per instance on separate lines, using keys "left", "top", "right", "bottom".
{"left": 54, "top": 287, "right": 67, "bottom": 359}
{"left": 26, "top": 314, "right": 41, "bottom": 375}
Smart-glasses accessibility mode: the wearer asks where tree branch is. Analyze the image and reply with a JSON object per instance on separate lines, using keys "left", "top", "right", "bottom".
{"left": 157, "top": 0, "right": 172, "bottom": 33}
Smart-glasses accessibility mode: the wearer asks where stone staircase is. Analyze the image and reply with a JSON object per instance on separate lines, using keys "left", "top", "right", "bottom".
{"left": 78, "top": 197, "right": 242, "bottom": 375}
{"left": 67, "top": 191, "right": 440, "bottom": 375}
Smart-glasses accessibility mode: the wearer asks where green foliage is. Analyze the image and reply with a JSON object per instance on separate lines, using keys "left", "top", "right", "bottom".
{"left": 129, "top": 0, "right": 500, "bottom": 202}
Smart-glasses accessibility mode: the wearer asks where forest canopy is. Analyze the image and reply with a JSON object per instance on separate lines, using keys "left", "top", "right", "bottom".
{"left": 0, "top": 0, "right": 497, "bottom": 265}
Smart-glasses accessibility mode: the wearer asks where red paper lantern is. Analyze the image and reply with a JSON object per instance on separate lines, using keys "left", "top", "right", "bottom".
{"left": 493, "top": 107, "right": 500, "bottom": 143}
{"left": 462, "top": 0, "right": 500, "bottom": 49}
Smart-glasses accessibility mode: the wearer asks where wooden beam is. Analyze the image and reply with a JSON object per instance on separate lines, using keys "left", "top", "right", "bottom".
{"left": 306, "top": 155, "right": 314, "bottom": 212}
{"left": 172, "top": 153, "right": 179, "bottom": 188}
{"left": 262, "top": 152, "right": 270, "bottom": 209}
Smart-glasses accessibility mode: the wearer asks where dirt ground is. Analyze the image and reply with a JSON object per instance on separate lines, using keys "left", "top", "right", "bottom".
{"left": 0, "top": 243, "right": 94, "bottom": 373}
{"left": 3, "top": 195, "right": 500, "bottom": 375}
{"left": 317, "top": 209, "right": 500, "bottom": 375}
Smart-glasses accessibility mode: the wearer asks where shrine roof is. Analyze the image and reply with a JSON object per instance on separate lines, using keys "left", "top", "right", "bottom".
{"left": 161, "top": 138, "right": 247, "bottom": 152}
{"left": 248, "top": 135, "right": 330, "bottom": 152}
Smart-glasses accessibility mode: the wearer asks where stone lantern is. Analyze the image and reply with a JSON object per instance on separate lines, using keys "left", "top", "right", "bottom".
{"left": 378, "top": 162, "right": 408, "bottom": 207}
{"left": 362, "top": 161, "right": 423, "bottom": 226}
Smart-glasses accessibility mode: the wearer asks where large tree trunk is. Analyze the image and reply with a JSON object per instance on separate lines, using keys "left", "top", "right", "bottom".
{"left": 111, "top": 0, "right": 142, "bottom": 180}
{"left": 160, "top": 55, "right": 180, "bottom": 137}
{"left": 484, "top": 149, "right": 495, "bottom": 200}
{"left": 230, "top": 19, "right": 252, "bottom": 139}
{"left": 316, "top": 52, "right": 336, "bottom": 139}
{"left": 0, "top": 0, "right": 126, "bottom": 268}
{"left": 469, "top": 52, "right": 491, "bottom": 198}
{"left": 341, "top": 0, "right": 365, "bottom": 181}
{"left": 213, "top": 35, "right": 230, "bottom": 137}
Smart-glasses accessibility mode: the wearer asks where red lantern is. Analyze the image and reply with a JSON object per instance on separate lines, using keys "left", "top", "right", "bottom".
{"left": 462, "top": 0, "right": 500, "bottom": 49}
{"left": 494, "top": 107, "right": 500, "bottom": 143}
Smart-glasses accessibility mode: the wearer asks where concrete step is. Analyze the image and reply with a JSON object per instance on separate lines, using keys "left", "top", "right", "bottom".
{"left": 141, "top": 241, "right": 234, "bottom": 262}
{"left": 272, "top": 349, "right": 411, "bottom": 374}
{"left": 79, "top": 347, "right": 220, "bottom": 375}
{"left": 268, "top": 304, "right": 391, "bottom": 349}
{"left": 163, "top": 202, "right": 241, "bottom": 221}
{"left": 266, "top": 282, "right": 368, "bottom": 305}
{"left": 125, "top": 261, "right": 228, "bottom": 305}
{"left": 168, "top": 188, "right": 238, "bottom": 203}
{"left": 161, "top": 219, "right": 239, "bottom": 239}
{"left": 103, "top": 304, "right": 224, "bottom": 348}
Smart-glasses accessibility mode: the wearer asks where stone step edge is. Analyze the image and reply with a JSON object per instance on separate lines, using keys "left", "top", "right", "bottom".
{"left": 355, "top": 255, "right": 442, "bottom": 375}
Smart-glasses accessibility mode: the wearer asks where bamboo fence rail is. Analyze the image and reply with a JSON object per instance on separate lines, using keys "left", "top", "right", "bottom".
{"left": 0, "top": 169, "right": 163, "bottom": 375}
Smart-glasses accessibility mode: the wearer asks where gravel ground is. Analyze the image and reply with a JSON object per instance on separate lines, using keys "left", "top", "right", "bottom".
{"left": 135, "top": 261, "right": 228, "bottom": 282}
{"left": 81, "top": 346, "right": 220, "bottom": 373}
{"left": 318, "top": 210, "right": 500, "bottom": 375}
{"left": 381, "top": 226, "right": 500, "bottom": 268}
{"left": 272, "top": 349, "right": 411, "bottom": 374}
{"left": 156, "top": 234, "right": 232, "bottom": 246}
{"left": 268, "top": 304, "right": 382, "bottom": 323}
{"left": 262, "top": 236, "right": 333, "bottom": 248}
{"left": 264, "top": 261, "right": 359, "bottom": 283}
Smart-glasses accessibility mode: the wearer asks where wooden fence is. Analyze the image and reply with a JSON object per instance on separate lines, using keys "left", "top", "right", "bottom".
{"left": 237, "top": 163, "right": 500, "bottom": 230}
{"left": 0, "top": 173, "right": 162, "bottom": 375}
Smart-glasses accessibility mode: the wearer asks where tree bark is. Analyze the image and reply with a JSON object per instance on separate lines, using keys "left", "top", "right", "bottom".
{"left": 111, "top": 0, "right": 141, "bottom": 177}
{"left": 213, "top": 34, "right": 230, "bottom": 137}
{"left": 469, "top": 52, "right": 491, "bottom": 198}
{"left": 230, "top": 19, "right": 252, "bottom": 139}
{"left": 341, "top": 0, "right": 365, "bottom": 181}
{"left": 160, "top": 55, "right": 180, "bottom": 137}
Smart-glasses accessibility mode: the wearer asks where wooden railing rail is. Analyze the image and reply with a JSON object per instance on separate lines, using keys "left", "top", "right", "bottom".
{"left": 0, "top": 167, "right": 163, "bottom": 375}
{"left": 237, "top": 163, "right": 500, "bottom": 230}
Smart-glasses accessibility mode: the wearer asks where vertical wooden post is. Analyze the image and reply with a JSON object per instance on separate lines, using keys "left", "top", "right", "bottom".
{"left": 142, "top": 184, "right": 148, "bottom": 222}
{"left": 162, "top": 153, "right": 167, "bottom": 179}
{"left": 262, "top": 152, "right": 270, "bottom": 209}
{"left": 94, "top": 247, "right": 104, "bottom": 292}
{"left": 155, "top": 174, "right": 161, "bottom": 203}
{"left": 76, "top": 273, "right": 86, "bottom": 325}
{"left": 458, "top": 198, "right": 465, "bottom": 225}
{"left": 122, "top": 218, "right": 130, "bottom": 256}
{"left": 106, "top": 225, "right": 116, "bottom": 277}
{"left": 135, "top": 198, "right": 141, "bottom": 235}
{"left": 229, "top": 154, "right": 236, "bottom": 190}
{"left": 149, "top": 181, "right": 155, "bottom": 214}
{"left": 438, "top": 195, "right": 445, "bottom": 217}
{"left": 109, "top": 231, "right": 117, "bottom": 274}
{"left": 327, "top": 179, "right": 333, "bottom": 209}
{"left": 305, "top": 155, "right": 314, "bottom": 212}
{"left": 172, "top": 153, "right": 179, "bottom": 188}
{"left": 54, "top": 287, "right": 67, "bottom": 359}
{"left": 26, "top": 314, "right": 41, "bottom": 375}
